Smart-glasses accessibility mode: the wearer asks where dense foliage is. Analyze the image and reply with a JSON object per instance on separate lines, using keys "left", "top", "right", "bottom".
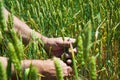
{"left": 0, "top": 0, "right": 120, "bottom": 80}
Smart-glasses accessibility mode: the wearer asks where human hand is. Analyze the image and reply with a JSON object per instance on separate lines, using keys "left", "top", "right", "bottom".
{"left": 41, "top": 58, "right": 72, "bottom": 80}
{"left": 61, "top": 47, "right": 78, "bottom": 66}
{"left": 44, "top": 37, "right": 76, "bottom": 57}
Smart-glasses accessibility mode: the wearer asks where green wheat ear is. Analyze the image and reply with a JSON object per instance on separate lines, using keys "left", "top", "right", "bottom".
{"left": 89, "top": 56, "right": 97, "bottom": 80}
{"left": 10, "top": 29, "right": 24, "bottom": 60}
{"left": 0, "top": 0, "right": 7, "bottom": 31}
{"left": 0, "top": 61, "right": 7, "bottom": 80}
{"left": 28, "top": 64, "right": 39, "bottom": 80}
{"left": 53, "top": 57, "right": 64, "bottom": 80}
{"left": 77, "top": 35, "right": 85, "bottom": 66}
{"left": 7, "top": 13, "right": 24, "bottom": 61}
{"left": 8, "top": 42, "right": 22, "bottom": 78}
{"left": 83, "top": 21, "right": 92, "bottom": 62}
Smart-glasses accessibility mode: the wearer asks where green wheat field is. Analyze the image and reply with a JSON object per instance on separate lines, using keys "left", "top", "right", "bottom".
{"left": 0, "top": 0, "right": 120, "bottom": 80}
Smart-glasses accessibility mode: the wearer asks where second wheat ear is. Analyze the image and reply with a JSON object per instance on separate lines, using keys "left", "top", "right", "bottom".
{"left": 70, "top": 43, "right": 79, "bottom": 80}
{"left": 53, "top": 57, "right": 64, "bottom": 80}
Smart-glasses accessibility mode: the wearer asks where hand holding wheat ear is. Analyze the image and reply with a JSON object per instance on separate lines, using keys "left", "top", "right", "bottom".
{"left": 44, "top": 37, "right": 76, "bottom": 57}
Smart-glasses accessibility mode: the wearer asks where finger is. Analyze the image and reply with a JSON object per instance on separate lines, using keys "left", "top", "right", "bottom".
{"left": 63, "top": 48, "right": 77, "bottom": 59}
{"left": 64, "top": 38, "right": 76, "bottom": 47}
{"left": 64, "top": 53, "right": 71, "bottom": 59}
{"left": 63, "top": 66, "right": 72, "bottom": 77}
{"left": 65, "top": 37, "right": 76, "bottom": 43}
{"left": 67, "top": 66, "right": 72, "bottom": 74}
{"left": 66, "top": 59, "right": 72, "bottom": 66}
{"left": 59, "top": 37, "right": 76, "bottom": 47}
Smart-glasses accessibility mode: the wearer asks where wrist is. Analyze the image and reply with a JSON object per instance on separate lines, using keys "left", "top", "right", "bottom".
{"left": 34, "top": 31, "right": 48, "bottom": 44}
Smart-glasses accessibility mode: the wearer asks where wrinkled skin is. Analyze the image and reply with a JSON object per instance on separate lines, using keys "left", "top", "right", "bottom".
{"left": 44, "top": 37, "right": 76, "bottom": 57}
{"left": 10, "top": 58, "right": 72, "bottom": 80}
{"left": 41, "top": 59, "right": 72, "bottom": 80}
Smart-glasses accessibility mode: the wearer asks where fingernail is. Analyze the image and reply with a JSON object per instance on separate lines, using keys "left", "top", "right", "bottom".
{"left": 67, "top": 67, "right": 72, "bottom": 73}
{"left": 66, "top": 59, "right": 72, "bottom": 65}
{"left": 65, "top": 53, "right": 71, "bottom": 59}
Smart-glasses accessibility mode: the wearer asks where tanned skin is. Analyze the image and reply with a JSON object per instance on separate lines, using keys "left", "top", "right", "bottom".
{"left": 0, "top": 8, "right": 77, "bottom": 80}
